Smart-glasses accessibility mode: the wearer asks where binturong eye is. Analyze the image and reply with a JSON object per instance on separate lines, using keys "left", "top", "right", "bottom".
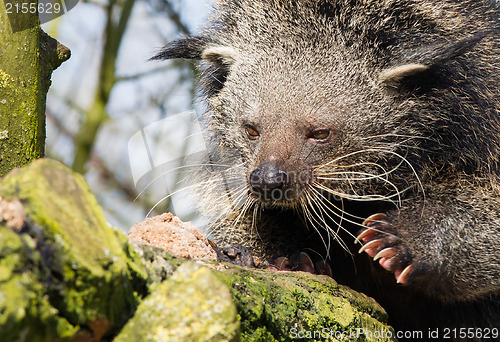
{"left": 245, "top": 125, "right": 260, "bottom": 140}
{"left": 308, "top": 129, "right": 331, "bottom": 142}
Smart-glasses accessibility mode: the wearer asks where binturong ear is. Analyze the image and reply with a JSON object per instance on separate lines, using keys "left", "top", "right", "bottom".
{"left": 151, "top": 36, "right": 212, "bottom": 60}
{"left": 151, "top": 36, "right": 238, "bottom": 68}
{"left": 379, "top": 29, "right": 495, "bottom": 87}
{"left": 201, "top": 45, "right": 239, "bottom": 67}
{"left": 379, "top": 63, "right": 429, "bottom": 86}
{"left": 152, "top": 36, "right": 239, "bottom": 95}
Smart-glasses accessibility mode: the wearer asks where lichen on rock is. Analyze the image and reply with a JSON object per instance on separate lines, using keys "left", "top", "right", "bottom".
{"left": 214, "top": 265, "right": 396, "bottom": 342}
{"left": 115, "top": 262, "right": 240, "bottom": 342}
{"left": 0, "top": 159, "right": 149, "bottom": 340}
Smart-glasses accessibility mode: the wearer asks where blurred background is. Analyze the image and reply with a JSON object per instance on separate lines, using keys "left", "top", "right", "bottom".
{"left": 41, "top": 0, "right": 211, "bottom": 231}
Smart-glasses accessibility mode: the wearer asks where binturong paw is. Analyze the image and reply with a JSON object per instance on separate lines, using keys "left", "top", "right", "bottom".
{"left": 212, "top": 243, "right": 257, "bottom": 268}
{"left": 355, "top": 213, "right": 418, "bottom": 285}
{"left": 273, "top": 252, "right": 333, "bottom": 278}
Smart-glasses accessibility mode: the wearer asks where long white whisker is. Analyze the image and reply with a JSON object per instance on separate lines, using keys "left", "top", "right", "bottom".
{"left": 318, "top": 148, "right": 424, "bottom": 198}
{"left": 135, "top": 161, "right": 245, "bottom": 201}
{"left": 299, "top": 196, "right": 332, "bottom": 256}
{"left": 307, "top": 186, "right": 358, "bottom": 241}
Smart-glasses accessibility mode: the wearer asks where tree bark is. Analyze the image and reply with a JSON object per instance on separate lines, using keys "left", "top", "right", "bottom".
{"left": 0, "top": 0, "right": 69, "bottom": 177}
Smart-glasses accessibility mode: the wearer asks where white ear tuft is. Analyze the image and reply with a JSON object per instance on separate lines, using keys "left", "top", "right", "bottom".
{"left": 379, "top": 63, "right": 430, "bottom": 86}
{"left": 201, "top": 46, "right": 239, "bottom": 67}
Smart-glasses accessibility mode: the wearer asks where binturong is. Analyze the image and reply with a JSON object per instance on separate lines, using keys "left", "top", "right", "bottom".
{"left": 153, "top": 0, "right": 500, "bottom": 338}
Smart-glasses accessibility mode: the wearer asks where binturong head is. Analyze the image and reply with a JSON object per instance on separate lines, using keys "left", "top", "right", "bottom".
{"left": 152, "top": 0, "right": 499, "bottom": 219}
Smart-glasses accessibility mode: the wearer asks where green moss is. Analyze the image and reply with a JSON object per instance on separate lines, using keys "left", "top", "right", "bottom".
{"left": 115, "top": 262, "right": 240, "bottom": 342}
{"left": 128, "top": 241, "right": 183, "bottom": 285}
{"left": 0, "top": 2, "right": 45, "bottom": 176}
{"left": 0, "top": 159, "right": 150, "bottom": 339}
{"left": 0, "top": 224, "right": 79, "bottom": 341}
{"left": 0, "top": 159, "right": 398, "bottom": 341}
{"left": 242, "top": 326, "right": 278, "bottom": 342}
{"left": 215, "top": 266, "right": 396, "bottom": 342}
{"left": 0, "top": 69, "right": 15, "bottom": 88}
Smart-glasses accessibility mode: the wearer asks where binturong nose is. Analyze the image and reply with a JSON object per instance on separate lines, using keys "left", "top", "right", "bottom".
{"left": 249, "top": 166, "right": 289, "bottom": 202}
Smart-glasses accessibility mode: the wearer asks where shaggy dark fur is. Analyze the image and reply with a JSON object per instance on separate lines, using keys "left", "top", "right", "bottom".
{"left": 154, "top": 1, "right": 500, "bottom": 339}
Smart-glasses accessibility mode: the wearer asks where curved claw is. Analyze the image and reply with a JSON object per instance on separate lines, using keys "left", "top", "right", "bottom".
{"left": 373, "top": 247, "right": 397, "bottom": 261}
{"left": 396, "top": 264, "right": 413, "bottom": 284}
{"left": 355, "top": 228, "right": 375, "bottom": 244}
{"left": 357, "top": 213, "right": 417, "bottom": 286}
{"left": 314, "top": 260, "right": 333, "bottom": 277}
{"left": 358, "top": 239, "right": 383, "bottom": 254}
{"left": 274, "top": 257, "right": 289, "bottom": 271}
{"left": 362, "top": 213, "right": 387, "bottom": 226}
{"left": 295, "top": 252, "right": 315, "bottom": 274}
{"left": 356, "top": 213, "right": 388, "bottom": 244}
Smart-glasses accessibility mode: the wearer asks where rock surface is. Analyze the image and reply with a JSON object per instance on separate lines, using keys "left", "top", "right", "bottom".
{"left": 0, "top": 159, "right": 396, "bottom": 341}
{"left": 115, "top": 262, "right": 239, "bottom": 342}
{"left": 0, "top": 159, "right": 150, "bottom": 341}
{"left": 129, "top": 213, "right": 217, "bottom": 260}
{"left": 216, "top": 265, "right": 395, "bottom": 342}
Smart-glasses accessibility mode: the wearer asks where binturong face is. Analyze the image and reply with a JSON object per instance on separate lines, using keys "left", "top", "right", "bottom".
{"left": 206, "top": 44, "right": 397, "bottom": 207}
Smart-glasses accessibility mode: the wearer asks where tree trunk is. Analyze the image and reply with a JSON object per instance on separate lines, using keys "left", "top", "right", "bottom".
{"left": 71, "top": 0, "right": 135, "bottom": 174}
{"left": 0, "top": 0, "right": 69, "bottom": 177}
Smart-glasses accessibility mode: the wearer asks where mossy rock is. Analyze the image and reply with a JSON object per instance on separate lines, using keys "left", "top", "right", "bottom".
{"left": 215, "top": 265, "right": 396, "bottom": 342}
{"left": 115, "top": 262, "right": 240, "bottom": 342}
{"left": 0, "top": 159, "right": 150, "bottom": 340}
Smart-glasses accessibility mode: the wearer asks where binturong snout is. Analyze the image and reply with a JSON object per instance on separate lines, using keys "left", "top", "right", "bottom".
{"left": 249, "top": 165, "right": 289, "bottom": 202}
